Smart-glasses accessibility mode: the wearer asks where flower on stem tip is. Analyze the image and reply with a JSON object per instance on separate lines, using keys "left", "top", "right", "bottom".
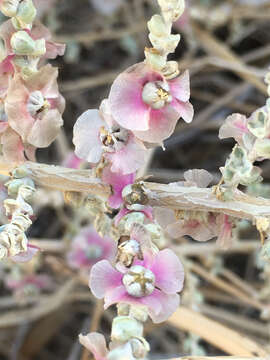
{"left": 108, "top": 62, "right": 193, "bottom": 144}
{"left": 5, "top": 64, "right": 64, "bottom": 150}
{"left": 90, "top": 248, "right": 184, "bottom": 323}
{"left": 73, "top": 100, "right": 148, "bottom": 175}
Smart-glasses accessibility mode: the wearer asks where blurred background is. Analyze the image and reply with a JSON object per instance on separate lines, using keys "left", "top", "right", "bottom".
{"left": 1, "top": 0, "right": 270, "bottom": 359}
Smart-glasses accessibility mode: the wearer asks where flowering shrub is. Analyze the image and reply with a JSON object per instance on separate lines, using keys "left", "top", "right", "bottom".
{"left": 0, "top": 0, "right": 270, "bottom": 359}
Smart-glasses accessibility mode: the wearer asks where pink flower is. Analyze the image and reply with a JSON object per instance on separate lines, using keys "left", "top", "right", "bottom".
{"left": 219, "top": 113, "right": 249, "bottom": 146}
{"left": 155, "top": 208, "right": 235, "bottom": 249}
{"left": 5, "top": 64, "right": 64, "bottom": 149}
{"left": 102, "top": 165, "right": 136, "bottom": 209}
{"left": 90, "top": 248, "right": 184, "bottom": 323}
{"left": 108, "top": 62, "right": 193, "bottom": 143}
{"left": 67, "top": 226, "right": 117, "bottom": 271}
{"left": 73, "top": 100, "right": 148, "bottom": 175}
{"left": 6, "top": 274, "right": 51, "bottom": 291}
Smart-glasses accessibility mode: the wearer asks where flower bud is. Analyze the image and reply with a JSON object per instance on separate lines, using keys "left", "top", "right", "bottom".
{"left": 12, "top": 165, "right": 30, "bottom": 179}
{"left": 129, "top": 305, "right": 148, "bottom": 323}
{"left": 130, "top": 337, "right": 150, "bottom": 358}
{"left": 117, "top": 303, "right": 130, "bottom": 316}
{"left": 118, "top": 212, "right": 146, "bottom": 233}
{"left": 247, "top": 109, "right": 269, "bottom": 139}
{"left": 6, "top": 178, "right": 34, "bottom": 197}
{"left": 148, "top": 15, "right": 170, "bottom": 37}
{"left": 1, "top": 0, "right": 19, "bottom": 17}
{"left": 122, "top": 183, "right": 148, "bottom": 206}
{"left": 11, "top": 31, "right": 45, "bottom": 56}
{"left": 254, "top": 138, "right": 270, "bottom": 159}
{"left": 18, "top": 184, "right": 35, "bottom": 201}
{"left": 162, "top": 61, "right": 179, "bottom": 79}
{"left": 117, "top": 239, "right": 141, "bottom": 267}
{"left": 111, "top": 316, "right": 143, "bottom": 343}
{"left": 16, "top": 0, "right": 36, "bottom": 25}
{"left": 149, "top": 33, "right": 180, "bottom": 54}
{"left": 144, "top": 47, "right": 166, "bottom": 71}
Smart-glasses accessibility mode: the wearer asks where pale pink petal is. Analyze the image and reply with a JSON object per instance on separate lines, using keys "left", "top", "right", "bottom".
{"left": 5, "top": 75, "right": 34, "bottom": 140}
{"left": 167, "top": 220, "right": 215, "bottom": 241}
{"left": 216, "top": 214, "right": 234, "bottom": 249}
{"left": 79, "top": 333, "right": 107, "bottom": 360}
{"left": 1, "top": 127, "right": 26, "bottom": 163}
{"left": 184, "top": 169, "right": 213, "bottom": 188}
{"left": 31, "top": 21, "right": 65, "bottom": 59}
{"left": 104, "top": 284, "right": 128, "bottom": 309}
{"left": 11, "top": 244, "right": 39, "bottom": 263}
{"left": 148, "top": 291, "right": 180, "bottom": 323}
{"left": 134, "top": 105, "right": 179, "bottom": 143}
{"left": 105, "top": 134, "right": 148, "bottom": 175}
{"left": 27, "top": 64, "right": 60, "bottom": 99}
{"left": 102, "top": 166, "right": 135, "bottom": 209}
{"left": 151, "top": 249, "right": 184, "bottom": 294}
{"left": 27, "top": 109, "right": 63, "bottom": 147}
{"left": 169, "top": 70, "right": 190, "bottom": 102}
{"left": 63, "top": 152, "right": 83, "bottom": 169}
{"left": 90, "top": 260, "right": 122, "bottom": 298}
{"left": 73, "top": 109, "right": 103, "bottom": 163}
{"left": 219, "top": 113, "right": 248, "bottom": 144}
{"left": 154, "top": 207, "right": 176, "bottom": 229}
{"left": 173, "top": 100, "right": 194, "bottom": 124}
{"left": 45, "top": 41, "right": 66, "bottom": 59}
{"left": 108, "top": 63, "right": 152, "bottom": 131}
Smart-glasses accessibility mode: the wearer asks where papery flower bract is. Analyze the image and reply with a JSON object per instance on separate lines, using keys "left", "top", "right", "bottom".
{"left": 67, "top": 225, "right": 117, "bottom": 271}
{"left": 102, "top": 165, "right": 135, "bottom": 209}
{"left": 73, "top": 100, "right": 148, "bottom": 175}
{"left": 108, "top": 62, "right": 193, "bottom": 143}
{"left": 79, "top": 332, "right": 108, "bottom": 360}
{"left": 5, "top": 64, "right": 64, "bottom": 149}
{"left": 90, "top": 248, "right": 184, "bottom": 323}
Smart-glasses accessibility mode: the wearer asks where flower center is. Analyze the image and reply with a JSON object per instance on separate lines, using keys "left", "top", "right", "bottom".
{"left": 142, "top": 81, "right": 172, "bottom": 110}
{"left": 85, "top": 244, "right": 103, "bottom": 260}
{"left": 99, "top": 125, "right": 128, "bottom": 153}
{"left": 123, "top": 265, "right": 155, "bottom": 297}
{"left": 27, "top": 91, "right": 50, "bottom": 118}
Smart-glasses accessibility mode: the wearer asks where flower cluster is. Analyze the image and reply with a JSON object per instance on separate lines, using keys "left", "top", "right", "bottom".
{"left": 219, "top": 73, "right": 270, "bottom": 192}
{"left": 74, "top": 1, "right": 192, "bottom": 359}
{"left": 0, "top": 0, "right": 65, "bottom": 162}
